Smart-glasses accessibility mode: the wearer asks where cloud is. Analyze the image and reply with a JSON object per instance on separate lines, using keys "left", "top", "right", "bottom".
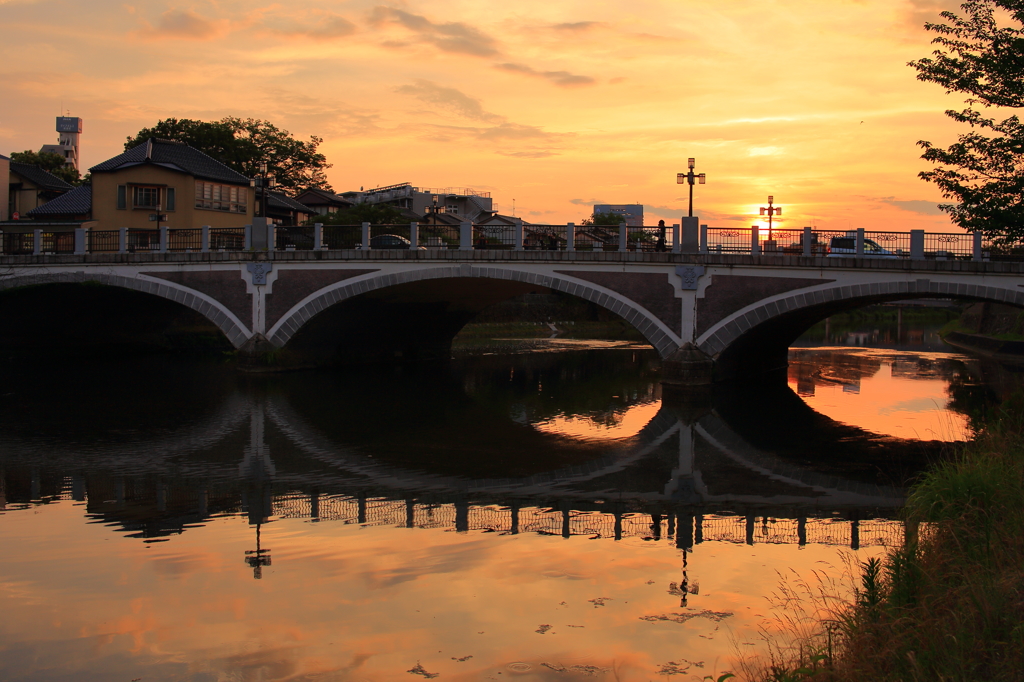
{"left": 494, "top": 63, "right": 595, "bottom": 88}
{"left": 263, "top": 13, "right": 357, "bottom": 41}
{"left": 495, "top": 149, "right": 560, "bottom": 158}
{"left": 551, "top": 21, "right": 606, "bottom": 32}
{"left": 369, "top": 6, "right": 498, "bottom": 57}
{"left": 878, "top": 197, "right": 945, "bottom": 215}
{"left": 569, "top": 198, "right": 607, "bottom": 206}
{"left": 476, "top": 122, "right": 556, "bottom": 141}
{"left": 135, "top": 9, "right": 223, "bottom": 40}
{"left": 395, "top": 80, "right": 502, "bottom": 122}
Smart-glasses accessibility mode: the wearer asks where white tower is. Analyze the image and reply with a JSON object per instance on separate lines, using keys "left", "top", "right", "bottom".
{"left": 39, "top": 116, "right": 83, "bottom": 172}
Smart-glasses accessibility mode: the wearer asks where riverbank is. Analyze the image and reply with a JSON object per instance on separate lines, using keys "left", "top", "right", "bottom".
{"left": 753, "top": 392, "right": 1024, "bottom": 681}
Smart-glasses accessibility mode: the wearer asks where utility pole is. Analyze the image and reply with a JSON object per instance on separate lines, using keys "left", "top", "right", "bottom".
{"left": 676, "top": 158, "right": 706, "bottom": 217}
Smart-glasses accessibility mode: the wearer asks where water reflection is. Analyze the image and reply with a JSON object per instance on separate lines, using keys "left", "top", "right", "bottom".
{"left": 788, "top": 349, "right": 971, "bottom": 441}
{"left": 0, "top": 342, "right": 1012, "bottom": 681}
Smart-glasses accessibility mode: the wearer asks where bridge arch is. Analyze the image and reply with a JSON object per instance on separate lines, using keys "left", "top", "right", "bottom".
{"left": 267, "top": 265, "right": 681, "bottom": 357}
{"left": 697, "top": 278, "right": 1024, "bottom": 378}
{"left": 0, "top": 271, "right": 251, "bottom": 348}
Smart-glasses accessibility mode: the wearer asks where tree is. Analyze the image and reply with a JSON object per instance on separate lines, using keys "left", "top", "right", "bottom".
{"left": 125, "top": 117, "right": 333, "bottom": 195}
{"left": 9, "top": 150, "right": 81, "bottom": 185}
{"left": 580, "top": 212, "right": 627, "bottom": 226}
{"left": 911, "top": 0, "right": 1024, "bottom": 243}
{"left": 305, "top": 203, "right": 407, "bottom": 225}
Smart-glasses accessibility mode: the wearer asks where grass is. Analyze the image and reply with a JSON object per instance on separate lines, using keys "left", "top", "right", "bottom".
{"left": 742, "top": 393, "right": 1024, "bottom": 681}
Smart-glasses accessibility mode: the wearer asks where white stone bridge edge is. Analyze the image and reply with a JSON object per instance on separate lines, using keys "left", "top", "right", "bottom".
{"left": 264, "top": 265, "right": 684, "bottom": 357}
{"left": 0, "top": 269, "right": 253, "bottom": 348}
{"left": 695, "top": 275, "right": 1024, "bottom": 358}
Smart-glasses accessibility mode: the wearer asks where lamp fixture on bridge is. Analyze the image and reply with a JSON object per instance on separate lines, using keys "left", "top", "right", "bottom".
{"left": 759, "top": 195, "right": 782, "bottom": 241}
{"left": 676, "top": 158, "right": 706, "bottom": 218}
{"left": 254, "top": 161, "right": 276, "bottom": 219}
{"left": 245, "top": 522, "right": 272, "bottom": 579}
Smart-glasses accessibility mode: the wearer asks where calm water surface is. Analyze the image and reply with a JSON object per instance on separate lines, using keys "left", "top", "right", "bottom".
{"left": 0, "top": 326, "right": 1006, "bottom": 681}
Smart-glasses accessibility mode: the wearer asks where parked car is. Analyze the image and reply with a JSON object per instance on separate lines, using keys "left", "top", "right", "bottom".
{"left": 356, "top": 234, "right": 425, "bottom": 249}
{"left": 827, "top": 235, "right": 899, "bottom": 259}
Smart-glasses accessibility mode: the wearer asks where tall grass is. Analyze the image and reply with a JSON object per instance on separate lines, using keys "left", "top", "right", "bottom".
{"left": 746, "top": 393, "right": 1024, "bottom": 681}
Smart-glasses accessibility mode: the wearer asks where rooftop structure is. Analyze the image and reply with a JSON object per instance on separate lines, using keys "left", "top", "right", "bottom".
{"left": 344, "top": 182, "right": 494, "bottom": 221}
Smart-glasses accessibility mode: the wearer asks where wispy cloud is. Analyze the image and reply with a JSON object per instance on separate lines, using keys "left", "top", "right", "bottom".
{"left": 878, "top": 197, "right": 944, "bottom": 215}
{"left": 135, "top": 8, "right": 224, "bottom": 40}
{"left": 494, "top": 62, "right": 595, "bottom": 87}
{"left": 369, "top": 6, "right": 498, "bottom": 57}
{"left": 395, "top": 80, "right": 502, "bottom": 122}
{"left": 551, "top": 21, "right": 606, "bottom": 32}
{"left": 261, "top": 12, "right": 357, "bottom": 41}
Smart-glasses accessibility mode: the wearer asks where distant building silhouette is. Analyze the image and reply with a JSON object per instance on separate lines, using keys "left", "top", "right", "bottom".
{"left": 594, "top": 204, "right": 643, "bottom": 226}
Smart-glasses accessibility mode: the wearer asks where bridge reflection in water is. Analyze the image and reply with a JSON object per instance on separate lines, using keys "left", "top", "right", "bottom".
{"left": 0, "top": 384, "right": 910, "bottom": 567}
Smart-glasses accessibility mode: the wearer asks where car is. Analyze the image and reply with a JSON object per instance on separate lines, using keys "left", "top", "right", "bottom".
{"left": 827, "top": 235, "right": 900, "bottom": 259}
{"left": 356, "top": 234, "right": 425, "bottom": 249}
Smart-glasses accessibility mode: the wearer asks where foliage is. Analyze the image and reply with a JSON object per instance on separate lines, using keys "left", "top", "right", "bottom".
{"left": 303, "top": 202, "right": 407, "bottom": 225}
{"left": 910, "top": 0, "right": 1024, "bottom": 242}
{"left": 580, "top": 212, "right": 627, "bottom": 226}
{"left": 750, "top": 390, "right": 1024, "bottom": 681}
{"left": 9, "top": 150, "right": 82, "bottom": 185}
{"left": 125, "top": 117, "right": 332, "bottom": 195}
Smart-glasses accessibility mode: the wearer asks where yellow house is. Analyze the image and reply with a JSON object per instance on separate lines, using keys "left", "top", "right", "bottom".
{"left": 90, "top": 138, "right": 254, "bottom": 231}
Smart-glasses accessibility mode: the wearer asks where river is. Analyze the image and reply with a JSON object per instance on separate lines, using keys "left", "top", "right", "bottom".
{"left": 0, "top": 313, "right": 1011, "bottom": 681}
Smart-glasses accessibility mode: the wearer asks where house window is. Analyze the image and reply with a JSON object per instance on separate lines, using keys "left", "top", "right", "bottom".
{"left": 166, "top": 187, "right": 176, "bottom": 211}
{"left": 446, "top": 205, "right": 459, "bottom": 214}
{"left": 195, "top": 181, "right": 248, "bottom": 213}
{"left": 117, "top": 185, "right": 127, "bottom": 210}
{"left": 133, "top": 186, "right": 161, "bottom": 209}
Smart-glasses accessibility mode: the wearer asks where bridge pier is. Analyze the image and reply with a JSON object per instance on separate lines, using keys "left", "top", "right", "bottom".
{"left": 660, "top": 343, "right": 714, "bottom": 399}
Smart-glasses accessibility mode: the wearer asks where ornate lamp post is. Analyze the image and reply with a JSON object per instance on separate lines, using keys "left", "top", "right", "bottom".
{"left": 759, "top": 195, "right": 782, "bottom": 241}
{"left": 676, "top": 158, "right": 706, "bottom": 218}
{"left": 256, "top": 161, "right": 276, "bottom": 219}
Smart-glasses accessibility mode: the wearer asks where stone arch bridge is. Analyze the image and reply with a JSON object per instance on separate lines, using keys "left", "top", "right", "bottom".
{"left": 2, "top": 249, "right": 1021, "bottom": 379}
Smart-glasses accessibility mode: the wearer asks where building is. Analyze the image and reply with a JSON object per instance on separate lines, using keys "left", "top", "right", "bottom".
{"left": 594, "top": 204, "right": 644, "bottom": 227}
{"left": 293, "top": 188, "right": 354, "bottom": 216}
{"left": 39, "top": 116, "right": 83, "bottom": 172}
{"left": 89, "top": 137, "right": 254, "bottom": 231}
{"left": 25, "top": 184, "right": 92, "bottom": 222}
{"left": 0, "top": 154, "right": 8, "bottom": 221}
{"left": 256, "top": 188, "right": 316, "bottom": 226}
{"left": 8, "top": 162, "right": 73, "bottom": 219}
{"left": 343, "top": 183, "right": 494, "bottom": 222}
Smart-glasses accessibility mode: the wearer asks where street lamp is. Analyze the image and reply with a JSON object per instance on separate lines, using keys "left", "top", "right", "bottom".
{"left": 257, "top": 161, "right": 275, "bottom": 219}
{"left": 759, "top": 195, "right": 782, "bottom": 241}
{"left": 676, "top": 158, "right": 706, "bottom": 218}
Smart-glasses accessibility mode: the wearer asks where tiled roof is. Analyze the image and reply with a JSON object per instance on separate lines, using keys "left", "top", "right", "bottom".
{"left": 9, "top": 162, "right": 74, "bottom": 192}
{"left": 0, "top": 153, "right": 9, "bottom": 161}
{"left": 295, "top": 188, "right": 353, "bottom": 207}
{"left": 27, "top": 184, "right": 92, "bottom": 216}
{"left": 260, "top": 189, "right": 315, "bottom": 213}
{"left": 90, "top": 138, "right": 250, "bottom": 185}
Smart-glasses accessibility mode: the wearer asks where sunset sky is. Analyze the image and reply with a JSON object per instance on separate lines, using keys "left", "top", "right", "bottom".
{"left": 0, "top": 0, "right": 974, "bottom": 229}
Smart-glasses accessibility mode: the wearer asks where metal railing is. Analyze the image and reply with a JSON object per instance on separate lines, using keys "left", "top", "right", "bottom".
{"left": 0, "top": 222, "right": 1017, "bottom": 263}
{"left": 419, "top": 224, "right": 459, "bottom": 249}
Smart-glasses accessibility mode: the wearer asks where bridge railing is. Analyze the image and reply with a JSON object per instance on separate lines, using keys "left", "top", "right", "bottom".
{"left": 419, "top": 224, "right": 460, "bottom": 249}
{"left": 322, "top": 225, "right": 361, "bottom": 249}
{"left": 524, "top": 224, "right": 568, "bottom": 251}
{"left": 275, "top": 226, "right": 314, "bottom": 251}
{"left": 3, "top": 223, "right": 1021, "bottom": 262}
{"left": 474, "top": 224, "right": 516, "bottom": 250}
{"left": 701, "top": 226, "right": 1007, "bottom": 261}
{"left": 209, "top": 227, "right": 246, "bottom": 251}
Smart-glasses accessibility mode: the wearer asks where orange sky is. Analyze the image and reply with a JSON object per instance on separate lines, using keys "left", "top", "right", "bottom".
{"left": 0, "top": 0, "right": 975, "bottom": 228}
